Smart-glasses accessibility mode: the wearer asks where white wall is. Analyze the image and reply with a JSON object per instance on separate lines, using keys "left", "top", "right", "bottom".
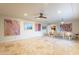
{"left": 0, "top": 16, "right": 46, "bottom": 41}
{"left": 0, "top": 17, "right": 4, "bottom": 40}
{"left": 71, "top": 20, "right": 79, "bottom": 33}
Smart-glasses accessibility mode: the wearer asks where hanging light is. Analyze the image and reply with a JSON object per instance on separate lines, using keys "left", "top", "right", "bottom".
{"left": 61, "top": 18, "right": 64, "bottom": 24}
{"left": 61, "top": 21, "right": 64, "bottom": 24}
{"left": 35, "top": 7, "right": 47, "bottom": 19}
{"left": 57, "top": 10, "right": 64, "bottom": 24}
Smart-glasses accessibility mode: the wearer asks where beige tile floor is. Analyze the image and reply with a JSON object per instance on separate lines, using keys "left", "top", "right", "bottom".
{"left": 0, "top": 36, "right": 79, "bottom": 55}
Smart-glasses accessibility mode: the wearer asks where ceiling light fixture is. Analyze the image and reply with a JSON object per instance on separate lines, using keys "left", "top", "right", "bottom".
{"left": 61, "top": 21, "right": 64, "bottom": 24}
{"left": 61, "top": 18, "right": 64, "bottom": 24}
{"left": 24, "top": 13, "right": 28, "bottom": 16}
{"left": 36, "top": 18, "right": 40, "bottom": 19}
{"left": 58, "top": 10, "right": 62, "bottom": 14}
{"left": 57, "top": 10, "right": 64, "bottom": 24}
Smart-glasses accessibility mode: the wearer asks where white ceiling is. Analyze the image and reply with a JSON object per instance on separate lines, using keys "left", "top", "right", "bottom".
{"left": 0, "top": 3, "right": 79, "bottom": 24}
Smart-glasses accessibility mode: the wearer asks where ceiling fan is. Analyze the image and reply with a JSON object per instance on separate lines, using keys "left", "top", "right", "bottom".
{"left": 36, "top": 12, "right": 47, "bottom": 19}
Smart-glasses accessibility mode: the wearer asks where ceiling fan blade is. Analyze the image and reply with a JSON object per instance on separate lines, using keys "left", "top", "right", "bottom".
{"left": 35, "top": 12, "right": 47, "bottom": 19}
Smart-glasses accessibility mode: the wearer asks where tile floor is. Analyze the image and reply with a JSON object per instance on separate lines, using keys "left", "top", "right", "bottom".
{"left": 0, "top": 36, "right": 79, "bottom": 55}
